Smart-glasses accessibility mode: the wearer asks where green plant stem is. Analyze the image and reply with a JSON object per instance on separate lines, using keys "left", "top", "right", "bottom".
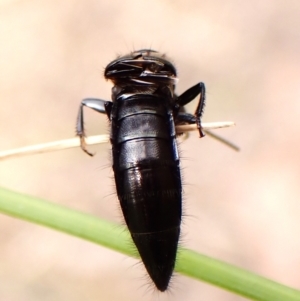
{"left": 0, "top": 186, "right": 299, "bottom": 301}
{"left": 177, "top": 250, "right": 300, "bottom": 301}
{"left": 0, "top": 186, "right": 133, "bottom": 257}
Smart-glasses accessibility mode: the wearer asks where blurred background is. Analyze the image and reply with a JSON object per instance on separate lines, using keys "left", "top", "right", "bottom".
{"left": 0, "top": 0, "right": 300, "bottom": 300}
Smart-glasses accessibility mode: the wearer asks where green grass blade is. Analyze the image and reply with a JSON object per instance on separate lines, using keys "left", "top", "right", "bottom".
{"left": 0, "top": 186, "right": 134, "bottom": 257}
{"left": 177, "top": 249, "right": 300, "bottom": 301}
{"left": 0, "top": 186, "right": 299, "bottom": 301}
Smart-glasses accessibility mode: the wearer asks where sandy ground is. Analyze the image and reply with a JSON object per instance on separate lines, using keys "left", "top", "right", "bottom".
{"left": 0, "top": 1, "right": 300, "bottom": 300}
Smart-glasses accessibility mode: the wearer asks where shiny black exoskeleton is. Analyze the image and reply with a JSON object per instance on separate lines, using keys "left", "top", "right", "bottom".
{"left": 76, "top": 49, "right": 206, "bottom": 291}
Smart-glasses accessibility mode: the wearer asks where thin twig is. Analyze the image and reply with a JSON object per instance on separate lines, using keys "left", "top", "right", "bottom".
{"left": 0, "top": 121, "right": 236, "bottom": 160}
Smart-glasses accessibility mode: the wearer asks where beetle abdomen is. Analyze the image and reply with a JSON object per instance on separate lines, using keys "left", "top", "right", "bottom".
{"left": 111, "top": 95, "right": 182, "bottom": 291}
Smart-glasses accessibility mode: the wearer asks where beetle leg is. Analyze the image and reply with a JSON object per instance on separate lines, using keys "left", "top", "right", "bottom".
{"left": 174, "top": 112, "right": 196, "bottom": 138}
{"left": 177, "top": 82, "right": 206, "bottom": 138}
{"left": 76, "top": 98, "right": 112, "bottom": 156}
{"left": 175, "top": 112, "right": 196, "bottom": 124}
